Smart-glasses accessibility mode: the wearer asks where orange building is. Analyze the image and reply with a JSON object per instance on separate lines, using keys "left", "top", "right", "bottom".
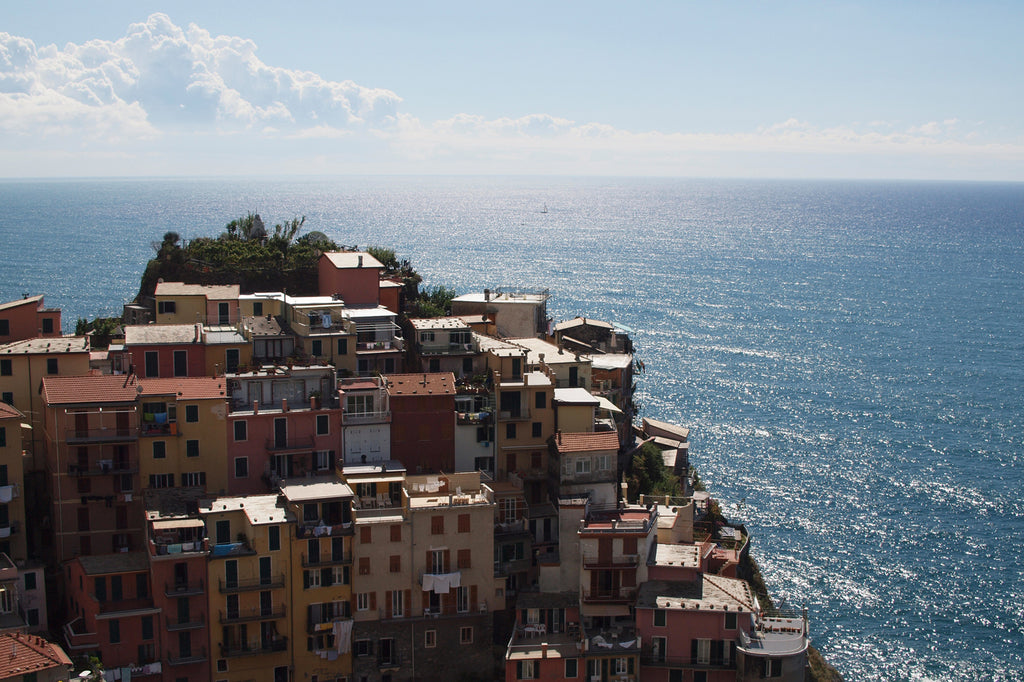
{"left": 317, "top": 252, "right": 383, "bottom": 306}
{"left": 0, "top": 295, "right": 62, "bottom": 343}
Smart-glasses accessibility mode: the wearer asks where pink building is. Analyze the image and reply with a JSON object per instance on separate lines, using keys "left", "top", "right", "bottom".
{"left": 0, "top": 295, "right": 62, "bottom": 342}
{"left": 124, "top": 324, "right": 208, "bottom": 378}
{"left": 318, "top": 252, "right": 383, "bottom": 306}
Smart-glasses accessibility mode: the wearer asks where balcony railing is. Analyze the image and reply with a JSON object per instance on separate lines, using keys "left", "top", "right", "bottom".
{"left": 165, "top": 579, "right": 205, "bottom": 597}
{"left": 581, "top": 589, "right": 637, "bottom": 604}
{"left": 342, "top": 409, "right": 391, "bottom": 425}
{"left": 166, "top": 614, "right": 206, "bottom": 631}
{"left": 220, "top": 603, "right": 286, "bottom": 624}
{"left": 219, "top": 636, "right": 288, "bottom": 658}
{"left": 301, "top": 551, "right": 352, "bottom": 567}
{"left": 356, "top": 338, "right": 404, "bottom": 352}
{"left": 640, "top": 649, "right": 736, "bottom": 669}
{"left": 582, "top": 553, "right": 640, "bottom": 569}
{"left": 95, "top": 597, "right": 156, "bottom": 615}
{"left": 295, "top": 521, "right": 353, "bottom": 539}
{"left": 498, "top": 408, "right": 531, "bottom": 422}
{"left": 167, "top": 647, "right": 208, "bottom": 666}
{"left": 65, "top": 427, "right": 138, "bottom": 444}
{"left": 67, "top": 461, "right": 138, "bottom": 476}
{"left": 307, "top": 615, "right": 352, "bottom": 634}
{"left": 218, "top": 573, "right": 286, "bottom": 593}
{"left": 265, "top": 435, "right": 314, "bottom": 452}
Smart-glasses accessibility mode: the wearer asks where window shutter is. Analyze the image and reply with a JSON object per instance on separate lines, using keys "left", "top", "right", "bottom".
{"left": 329, "top": 450, "right": 336, "bottom": 470}
{"left": 443, "top": 549, "right": 451, "bottom": 572}
{"left": 404, "top": 589, "right": 411, "bottom": 615}
{"left": 422, "top": 590, "right": 430, "bottom": 612}
{"left": 384, "top": 591, "right": 392, "bottom": 619}
{"left": 470, "top": 585, "right": 478, "bottom": 610}
{"left": 369, "top": 592, "right": 376, "bottom": 611}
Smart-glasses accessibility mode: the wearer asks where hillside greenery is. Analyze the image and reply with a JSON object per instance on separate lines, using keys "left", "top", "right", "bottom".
{"left": 626, "top": 440, "right": 684, "bottom": 500}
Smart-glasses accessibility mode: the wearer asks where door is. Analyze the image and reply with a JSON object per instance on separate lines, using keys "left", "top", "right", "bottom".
{"left": 224, "top": 560, "right": 238, "bottom": 589}
{"left": 173, "top": 350, "right": 187, "bottom": 377}
{"left": 259, "top": 556, "right": 272, "bottom": 585}
{"left": 177, "top": 597, "right": 190, "bottom": 625}
{"left": 116, "top": 410, "right": 130, "bottom": 437}
{"left": 274, "top": 418, "right": 287, "bottom": 449}
{"left": 216, "top": 520, "right": 231, "bottom": 545}
{"left": 75, "top": 413, "right": 89, "bottom": 439}
{"left": 218, "top": 302, "right": 230, "bottom": 324}
{"left": 173, "top": 562, "right": 188, "bottom": 589}
{"left": 225, "top": 348, "right": 240, "bottom": 373}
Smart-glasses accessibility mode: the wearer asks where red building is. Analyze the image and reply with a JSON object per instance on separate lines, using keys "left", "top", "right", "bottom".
{"left": 317, "top": 252, "right": 383, "bottom": 306}
{"left": 0, "top": 295, "right": 62, "bottom": 343}
{"left": 385, "top": 372, "right": 456, "bottom": 473}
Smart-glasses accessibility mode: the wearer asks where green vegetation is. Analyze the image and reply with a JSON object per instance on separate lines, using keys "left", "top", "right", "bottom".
{"left": 136, "top": 215, "right": 341, "bottom": 299}
{"left": 74, "top": 316, "right": 122, "bottom": 349}
{"left": 411, "top": 284, "right": 457, "bottom": 318}
{"left": 626, "top": 441, "right": 684, "bottom": 501}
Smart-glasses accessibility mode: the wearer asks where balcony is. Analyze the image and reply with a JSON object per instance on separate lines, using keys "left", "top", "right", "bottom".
{"left": 95, "top": 596, "right": 157, "bottom": 616}
{"left": 265, "top": 435, "right": 314, "bottom": 452}
{"left": 67, "top": 460, "right": 138, "bottom": 477}
{"left": 307, "top": 615, "right": 352, "bottom": 635}
{"left": 295, "top": 521, "right": 353, "bottom": 539}
{"left": 342, "top": 409, "right": 391, "bottom": 425}
{"left": 220, "top": 636, "right": 288, "bottom": 658}
{"left": 581, "top": 589, "right": 636, "bottom": 605}
{"left": 498, "top": 408, "right": 531, "bottom": 422}
{"left": 167, "top": 647, "right": 208, "bottom": 666}
{"left": 164, "top": 579, "right": 205, "bottom": 597}
{"left": 641, "top": 648, "right": 736, "bottom": 670}
{"left": 301, "top": 551, "right": 352, "bottom": 568}
{"left": 420, "top": 602, "right": 487, "bottom": 620}
{"left": 166, "top": 614, "right": 206, "bottom": 631}
{"left": 65, "top": 427, "right": 138, "bottom": 444}
{"left": 209, "top": 541, "right": 257, "bottom": 559}
{"left": 63, "top": 616, "right": 99, "bottom": 651}
{"left": 582, "top": 553, "right": 640, "bottom": 570}
{"left": 218, "top": 573, "right": 286, "bottom": 593}
{"left": 140, "top": 422, "right": 181, "bottom": 437}
{"left": 220, "top": 603, "right": 286, "bottom": 624}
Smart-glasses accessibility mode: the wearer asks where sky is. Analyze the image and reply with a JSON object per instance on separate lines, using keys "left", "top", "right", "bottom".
{"left": 2, "top": 1, "right": 1023, "bottom": 180}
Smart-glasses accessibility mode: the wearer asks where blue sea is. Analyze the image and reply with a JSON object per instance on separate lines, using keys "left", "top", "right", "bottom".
{"left": 2, "top": 176, "right": 1022, "bottom": 680}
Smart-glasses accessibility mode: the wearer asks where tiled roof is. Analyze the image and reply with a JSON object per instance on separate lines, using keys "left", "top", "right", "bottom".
{"left": 42, "top": 375, "right": 141, "bottom": 405}
{"left": 553, "top": 431, "right": 620, "bottom": 453}
{"left": 154, "top": 282, "right": 239, "bottom": 299}
{"left": 321, "top": 252, "right": 384, "bottom": 270}
{"left": 0, "top": 632, "right": 72, "bottom": 678}
{"left": 0, "top": 295, "right": 42, "bottom": 313}
{"left": 0, "top": 402, "right": 24, "bottom": 420}
{"left": 0, "top": 336, "right": 89, "bottom": 355}
{"left": 138, "top": 377, "right": 229, "bottom": 400}
{"left": 124, "top": 324, "right": 198, "bottom": 345}
{"left": 385, "top": 372, "right": 456, "bottom": 396}
{"left": 78, "top": 551, "right": 149, "bottom": 575}
{"left": 553, "top": 316, "right": 614, "bottom": 332}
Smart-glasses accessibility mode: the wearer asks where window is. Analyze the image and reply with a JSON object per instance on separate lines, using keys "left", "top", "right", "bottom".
{"left": 424, "top": 629, "right": 436, "bottom": 648}
{"left": 182, "top": 472, "right": 205, "bottom": 487}
{"left": 354, "top": 639, "right": 372, "bottom": 657}
{"left": 391, "top": 589, "right": 404, "bottom": 617}
{"left": 152, "top": 441, "right": 166, "bottom": 459}
{"left": 654, "top": 609, "right": 666, "bottom": 627}
{"left": 669, "top": 671, "right": 685, "bottom": 682}
{"left": 456, "top": 585, "right": 469, "bottom": 613}
{"left": 0, "top": 393, "right": 11, "bottom": 406}
{"left": 316, "top": 414, "right": 329, "bottom": 435}
{"left": 358, "top": 558, "right": 370, "bottom": 575}
{"left": 345, "top": 393, "right": 374, "bottom": 415}
{"left": 186, "top": 439, "right": 199, "bottom": 458}
{"left": 0, "top": 428, "right": 4, "bottom": 447}
{"left": 42, "top": 317, "right": 54, "bottom": 334}
{"left": 142, "top": 615, "right": 154, "bottom": 640}
{"left": 0, "top": 360, "right": 10, "bottom": 376}
{"left": 505, "top": 423, "right": 516, "bottom": 439}
{"left": 725, "top": 611, "right": 737, "bottom": 630}
{"left": 389, "top": 555, "right": 401, "bottom": 573}
{"left": 517, "top": 660, "right": 536, "bottom": 679}
{"left": 46, "top": 358, "right": 58, "bottom": 374}
{"left": 149, "top": 473, "right": 174, "bottom": 488}
{"left": 693, "top": 673, "right": 707, "bottom": 682}
{"left": 158, "top": 300, "right": 176, "bottom": 314}
{"left": 233, "top": 421, "right": 247, "bottom": 441}
{"left": 575, "top": 458, "right": 591, "bottom": 474}
{"left": 234, "top": 457, "right": 248, "bottom": 478}
{"left": 144, "top": 351, "right": 159, "bottom": 378}
{"left": 109, "top": 619, "right": 121, "bottom": 643}
{"left": 535, "top": 391, "right": 546, "bottom": 409}
{"left": 696, "top": 638, "right": 711, "bottom": 665}
{"left": 615, "top": 658, "right": 628, "bottom": 674}
{"left": 652, "top": 636, "right": 667, "bottom": 663}
{"left": 311, "top": 339, "right": 322, "bottom": 357}
{"left": 531, "top": 422, "right": 542, "bottom": 438}
{"left": 356, "top": 593, "right": 369, "bottom": 611}
{"left": 564, "top": 659, "right": 578, "bottom": 678}
{"left": 431, "top": 516, "right": 444, "bottom": 535}
{"left": 390, "top": 524, "right": 401, "bottom": 542}
{"left": 26, "top": 608, "right": 38, "bottom": 627}
{"left": 314, "top": 450, "right": 333, "bottom": 472}
{"left": 269, "top": 526, "right": 280, "bottom": 551}
{"left": 252, "top": 301, "right": 263, "bottom": 316}
{"left": 24, "top": 572, "right": 36, "bottom": 591}
{"left": 457, "top": 548, "right": 471, "bottom": 570}
{"left": 360, "top": 527, "right": 372, "bottom": 543}
{"left": 765, "top": 659, "right": 782, "bottom": 678}
{"left": 173, "top": 350, "right": 187, "bottom": 377}
{"left": 337, "top": 338, "right": 348, "bottom": 355}
{"left": 185, "top": 405, "right": 199, "bottom": 422}
{"left": 459, "top": 626, "right": 473, "bottom": 644}
{"left": 458, "top": 514, "right": 470, "bottom": 533}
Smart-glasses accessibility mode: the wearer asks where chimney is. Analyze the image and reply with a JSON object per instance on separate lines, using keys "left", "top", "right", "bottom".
{"left": 195, "top": 323, "right": 202, "bottom": 343}
{"left": 541, "top": 642, "right": 548, "bottom": 658}
{"left": 253, "top": 400, "right": 259, "bottom": 415}
{"left": 484, "top": 288, "right": 491, "bottom": 302}
{"left": 358, "top": 255, "right": 363, "bottom": 268}
{"left": 282, "top": 398, "right": 289, "bottom": 412}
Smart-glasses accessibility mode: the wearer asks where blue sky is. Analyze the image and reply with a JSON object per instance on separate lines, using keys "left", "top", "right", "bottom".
{"left": 2, "top": 1, "right": 1022, "bottom": 180}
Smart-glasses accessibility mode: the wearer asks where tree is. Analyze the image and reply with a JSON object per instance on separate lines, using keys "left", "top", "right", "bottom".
{"left": 626, "top": 441, "right": 683, "bottom": 501}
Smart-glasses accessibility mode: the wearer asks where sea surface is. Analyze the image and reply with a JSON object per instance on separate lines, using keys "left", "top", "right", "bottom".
{"left": 2, "top": 176, "right": 1022, "bottom": 680}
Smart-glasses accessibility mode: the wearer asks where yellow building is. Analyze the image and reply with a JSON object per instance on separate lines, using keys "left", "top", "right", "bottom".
{"left": 201, "top": 494, "right": 293, "bottom": 682}
{"left": 279, "top": 477, "right": 355, "bottom": 681}
{"left": 0, "top": 336, "right": 91, "bottom": 469}
{"left": 137, "top": 377, "right": 231, "bottom": 495}
{"left": 154, "top": 282, "right": 241, "bottom": 326}
{"left": 0, "top": 403, "right": 27, "bottom": 563}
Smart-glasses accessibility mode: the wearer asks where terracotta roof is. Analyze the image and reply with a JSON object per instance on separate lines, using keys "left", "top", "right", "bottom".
{"left": 553, "top": 431, "right": 620, "bottom": 453}
{"left": 0, "top": 296, "right": 42, "bottom": 313}
{"left": 77, "top": 551, "right": 149, "bottom": 575}
{"left": 42, "top": 375, "right": 141, "bottom": 405}
{"left": 0, "top": 402, "right": 24, "bottom": 420}
{"left": 124, "top": 324, "right": 198, "bottom": 345}
{"left": 321, "top": 252, "right": 384, "bottom": 270}
{"left": 0, "top": 336, "right": 89, "bottom": 355}
{"left": 0, "top": 632, "right": 72, "bottom": 678}
{"left": 154, "top": 282, "right": 239, "bottom": 299}
{"left": 384, "top": 372, "right": 456, "bottom": 396}
{"left": 138, "top": 376, "right": 229, "bottom": 400}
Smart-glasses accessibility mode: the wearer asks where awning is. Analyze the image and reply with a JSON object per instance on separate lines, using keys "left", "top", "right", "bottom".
{"left": 152, "top": 519, "right": 204, "bottom": 530}
{"left": 595, "top": 396, "right": 623, "bottom": 414}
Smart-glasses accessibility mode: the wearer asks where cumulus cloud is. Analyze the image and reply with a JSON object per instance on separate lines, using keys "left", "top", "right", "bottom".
{"left": 0, "top": 13, "right": 401, "bottom": 141}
